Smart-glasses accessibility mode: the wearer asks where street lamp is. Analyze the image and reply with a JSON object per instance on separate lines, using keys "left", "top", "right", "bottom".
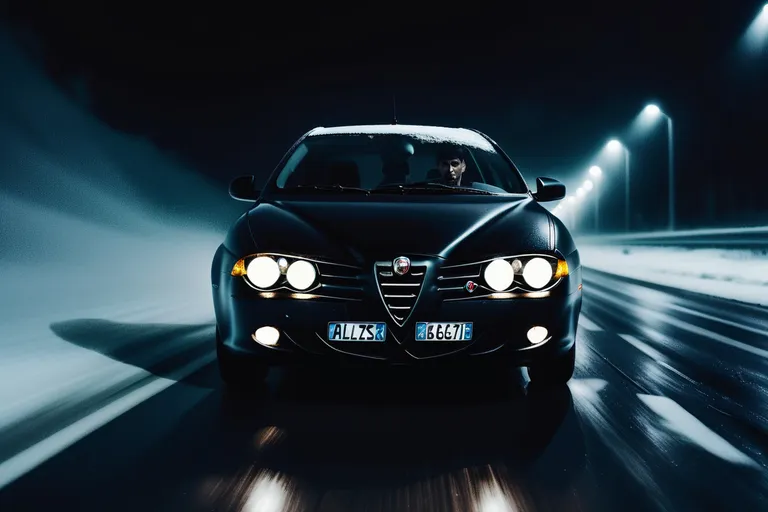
{"left": 606, "top": 138, "right": 631, "bottom": 231}
{"left": 741, "top": 4, "right": 768, "bottom": 55}
{"left": 583, "top": 179, "right": 594, "bottom": 191}
{"left": 641, "top": 103, "right": 675, "bottom": 231}
{"left": 643, "top": 104, "right": 660, "bottom": 117}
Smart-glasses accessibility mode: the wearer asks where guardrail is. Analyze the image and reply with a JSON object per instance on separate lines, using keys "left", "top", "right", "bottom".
{"left": 575, "top": 225, "right": 768, "bottom": 249}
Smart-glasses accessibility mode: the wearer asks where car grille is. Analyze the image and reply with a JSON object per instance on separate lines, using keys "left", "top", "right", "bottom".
{"left": 315, "top": 261, "right": 364, "bottom": 300}
{"left": 436, "top": 262, "right": 484, "bottom": 301}
{"left": 374, "top": 262, "right": 426, "bottom": 325}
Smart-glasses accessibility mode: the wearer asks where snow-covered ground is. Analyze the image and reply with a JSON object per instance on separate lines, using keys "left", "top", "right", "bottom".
{"left": 578, "top": 244, "right": 768, "bottom": 307}
{"left": 0, "top": 25, "right": 240, "bottom": 483}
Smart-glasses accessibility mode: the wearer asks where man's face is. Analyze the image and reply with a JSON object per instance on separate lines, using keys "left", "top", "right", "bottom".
{"left": 438, "top": 157, "right": 466, "bottom": 184}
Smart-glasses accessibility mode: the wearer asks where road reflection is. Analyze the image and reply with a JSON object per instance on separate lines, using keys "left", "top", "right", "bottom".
{"left": 197, "top": 366, "right": 586, "bottom": 511}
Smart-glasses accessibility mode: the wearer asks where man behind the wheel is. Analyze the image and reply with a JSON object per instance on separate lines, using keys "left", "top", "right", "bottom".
{"left": 435, "top": 146, "right": 467, "bottom": 186}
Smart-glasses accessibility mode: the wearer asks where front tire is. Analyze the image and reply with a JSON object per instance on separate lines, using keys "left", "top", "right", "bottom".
{"left": 216, "top": 330, "right": 268, "bottom": 388}
{"left": 528, "top": 344, "right": 575, "bottom": 386}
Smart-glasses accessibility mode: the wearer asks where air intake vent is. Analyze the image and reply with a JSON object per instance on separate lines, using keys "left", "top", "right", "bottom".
{"left": 374, "top": 262, "right": 426, "bottom": 325}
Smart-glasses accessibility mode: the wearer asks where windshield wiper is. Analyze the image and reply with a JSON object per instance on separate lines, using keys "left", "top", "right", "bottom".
{"left": 374, "top": 181, "right": 496, "bottom": 195}
{"left": 289, "top": 184, "right": 371, "bottom": 195}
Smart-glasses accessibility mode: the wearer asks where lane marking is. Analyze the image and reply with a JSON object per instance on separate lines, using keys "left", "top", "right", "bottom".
{"left": 585, "top": 274, "right": 768, "bottom": 338}
{"left": 0, "top": 352, "right": 215, "bottom": 490}
{"left": 668, "top": 303, "right": 768, "bottom": 337}
{"left": 579, "top": 314, "right": 603, "bottom": 332}
{"left": 637, "top": 394, "right": 760, "bottom": 468}
{"left": 617, "top": 333, "right": 664, "bottom": 360}
{"left": 618, "top": 334, "right": 697, "bottom": 384}
{"left": 586, "top": 286, "right": 768, "bottom": 359}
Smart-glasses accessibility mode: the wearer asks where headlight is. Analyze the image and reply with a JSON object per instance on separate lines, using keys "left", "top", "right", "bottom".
{"left": 286, "top": 260, "right": 317, "bottom": 290}
{"left": 522, "top": 257, "right": 553, "bottom": 289}
{"left": 246, "top": 256, "right": 282, "bottom": 288}
{"left": 484, "top": 258, "right": 515, "bottom": 291}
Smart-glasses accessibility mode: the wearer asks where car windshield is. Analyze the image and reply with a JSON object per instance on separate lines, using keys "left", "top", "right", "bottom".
{"left": 270, "top": 130, "right": 529, "bottom": 195}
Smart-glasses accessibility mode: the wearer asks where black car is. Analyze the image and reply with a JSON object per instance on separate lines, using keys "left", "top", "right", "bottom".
{"left": 211, "top": 124, "right": 582, "bottom": 387}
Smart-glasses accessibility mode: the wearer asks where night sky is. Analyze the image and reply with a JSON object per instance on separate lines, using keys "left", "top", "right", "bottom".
{"left": 4, "top": 1, "right": 768, "bottom": 230}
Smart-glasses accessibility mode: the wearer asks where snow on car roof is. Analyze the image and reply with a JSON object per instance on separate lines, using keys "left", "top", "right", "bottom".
{"left": 309, "top": 124, "right": 495, "bottom": 151}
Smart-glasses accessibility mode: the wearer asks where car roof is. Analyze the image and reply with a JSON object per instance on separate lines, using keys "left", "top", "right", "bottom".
{"left": 306, "top": 124, "right": 496, "bottom": 152}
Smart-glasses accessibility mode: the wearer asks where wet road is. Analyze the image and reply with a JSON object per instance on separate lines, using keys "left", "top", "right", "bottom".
{"left": 1, "top": 269, "right": 768, "bottom": 511}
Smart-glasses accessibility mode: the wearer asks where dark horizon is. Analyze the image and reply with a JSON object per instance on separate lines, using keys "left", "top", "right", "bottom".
{"left": 3, "top": 1, "right": 768, "bottom": 232}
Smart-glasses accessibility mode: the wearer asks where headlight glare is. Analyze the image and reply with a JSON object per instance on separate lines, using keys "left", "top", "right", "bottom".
{"left": 555, "top": 259, "right": 569, "bottom": 278}
{"left": 286, "top": 260, "right": 317, "bottom": 290}
{"left": 522, "top": 257, "right": 553, "bottom": 289}
{"left": 246, "top": 256, "right": 282, "bottom": 288}
{"left": 484, "top": 259, "right": 515, "bottom": 291}
{"left": 231, "top": 258, "right": 246, "bottom": 276}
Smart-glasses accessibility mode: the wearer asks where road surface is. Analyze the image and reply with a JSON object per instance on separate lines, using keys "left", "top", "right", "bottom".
{"left": 1, "top": 269, "right": 767, "bottom": 511}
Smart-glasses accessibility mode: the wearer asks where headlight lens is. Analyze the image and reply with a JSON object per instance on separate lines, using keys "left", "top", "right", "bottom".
{"left": 246, "top": 256, "right": 282, "bottom": 288}
{"left": 484, "top": 258, "right": 515, "bottom": 291}
{"left": 522, "top": 257, "right": 553, "bottom": 289}
{"left": 285, "top": 260, "right": 317, "bottom": 290}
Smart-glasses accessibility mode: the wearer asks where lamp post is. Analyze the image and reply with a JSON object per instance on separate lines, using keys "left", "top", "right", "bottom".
{"left": 642, "top": 104, "right": 675, "bottom": 231}
{"left": 606, "top": 139, "right": 631, "bottom": 231}
{"left": 582, "top": 179, "right": 594, "bottom": 231}
{"left": 588, "top": 165, "right": 602, "bottom": 231}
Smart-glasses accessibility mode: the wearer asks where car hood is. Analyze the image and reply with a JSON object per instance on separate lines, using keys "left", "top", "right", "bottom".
{"left": 246, "top": 196, "right": 553, "bottom": 264}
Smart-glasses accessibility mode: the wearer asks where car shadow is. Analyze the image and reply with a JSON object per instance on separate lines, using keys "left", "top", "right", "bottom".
{"left": 200, "top": 367, "right": 587, "bottom": 508}
{"left": 49, "top": 319, "right": 218, "bottom": 388}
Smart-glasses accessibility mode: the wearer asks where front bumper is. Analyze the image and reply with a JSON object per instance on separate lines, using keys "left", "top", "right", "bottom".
{"left": 215, "top": 279, "right": 582, "bottom": 367}
{"left": 212, "top": 244, "right": 583, "bottom": 366}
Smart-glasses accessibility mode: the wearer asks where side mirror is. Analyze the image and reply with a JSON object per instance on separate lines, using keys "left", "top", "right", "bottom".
{"left": 532, "top": 177, "right": 566, "bottom": 202}
{"left": 228, "top": 175, "right": 259, "bottom": 201}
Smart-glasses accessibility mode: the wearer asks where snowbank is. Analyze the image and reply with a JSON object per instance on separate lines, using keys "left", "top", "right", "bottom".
{"left": 0, "top": 25, "right": 229, "bottom": 459}
{"left": 578, "top": 245, "right": 768, "bottom": 307}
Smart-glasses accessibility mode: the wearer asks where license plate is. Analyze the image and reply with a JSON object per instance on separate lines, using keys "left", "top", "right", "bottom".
{"left": 328, "top": 322, "right": 386, "bottom": 342}
{"left": 415, "top": 322, "right": 473, "bottom": 341}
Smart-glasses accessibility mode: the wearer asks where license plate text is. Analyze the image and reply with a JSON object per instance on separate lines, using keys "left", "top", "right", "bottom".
{"left": 328, "top": 322, "right": 387, "bottom": 342}
{"left": 415, "top": 322, "right": 473, "bottom": 341}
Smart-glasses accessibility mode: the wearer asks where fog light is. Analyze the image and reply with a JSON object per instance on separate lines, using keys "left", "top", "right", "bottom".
{"left": 252, "top": 326, "right": 280, "bottom": 347}
{"left": 526, "top": 326, "right": 548, "bottom": 344}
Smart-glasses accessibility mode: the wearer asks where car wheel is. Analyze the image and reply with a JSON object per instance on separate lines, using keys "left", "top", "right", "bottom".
{"left": 528, "top": 345, "right": 575, "bottom": 386}
{"left": 216, "top": 330, "right": 268, "bottom": 388}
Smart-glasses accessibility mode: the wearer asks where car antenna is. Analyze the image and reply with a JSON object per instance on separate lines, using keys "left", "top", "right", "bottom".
{"left": 391, "top": 95, "right": 398, "bottom": 125}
